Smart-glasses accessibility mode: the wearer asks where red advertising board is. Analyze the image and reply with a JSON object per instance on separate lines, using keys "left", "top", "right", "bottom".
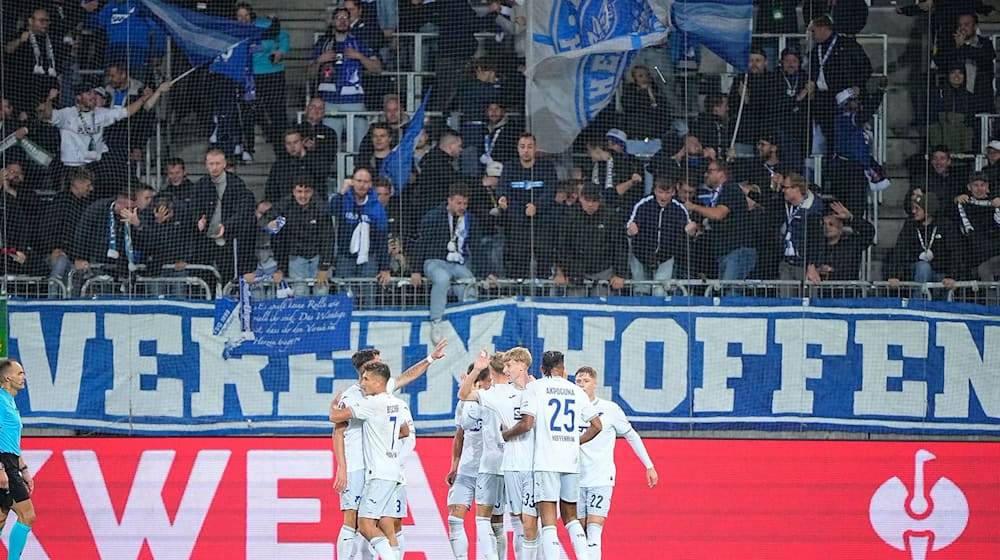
{"left": 9, "top": 438, "right": 999, "bottom": 559}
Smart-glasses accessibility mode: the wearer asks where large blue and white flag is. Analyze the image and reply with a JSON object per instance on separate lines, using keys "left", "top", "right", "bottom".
{"left": 526, "top": 0, "right": 752, "bottom": 153}
{"left": 380, "top": 89, "right": 431, "bottom": 193}
{"left": 137, "top": 0, "right": 262, "bottom": 82}
{"left": 671, "top": 0, "right": 753, "bottom": 72}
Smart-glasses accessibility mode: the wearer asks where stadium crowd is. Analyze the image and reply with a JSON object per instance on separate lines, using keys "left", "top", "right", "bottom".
{"left": 0, "top": 0, "right": 999, "bottom": 318}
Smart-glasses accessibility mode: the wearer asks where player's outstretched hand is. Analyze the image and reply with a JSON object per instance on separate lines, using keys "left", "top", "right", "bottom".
{"left": 646, "top": 466, "right": 659, "bottom": 488}
{"left": 431, "top": 338, "right": 447, "bottom": 361}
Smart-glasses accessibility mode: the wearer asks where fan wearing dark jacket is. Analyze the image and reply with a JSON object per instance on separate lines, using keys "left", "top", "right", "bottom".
{"left": 553, "top": 184, "right": 629, "bottom": 295}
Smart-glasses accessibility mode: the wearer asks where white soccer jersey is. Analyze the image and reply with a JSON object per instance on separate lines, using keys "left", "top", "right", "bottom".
{"left": 578, "top": 398, "right": 634, "bottom": 487}
{"left": 350, "top": 391, "right": 409, "bottom": 483}
{"left": 521, "top": 376, "right": 599, "bottom": 473}
{"left": 51, "top": 106, "right": 127, "bottom": 166}
{"left": 398, "top": 404, "right": 416, "bottom": 485}
{"left": 487, "top": 384, "right": 533, "bottom": 472}
{"left": 475, "top": 383, "right": 520, "bottom": 474}
{"left": 456, "top": 401, "right": 485, "bottom": 479}
{"left": 340, "top": 378, "right": 398, "bottom": 473}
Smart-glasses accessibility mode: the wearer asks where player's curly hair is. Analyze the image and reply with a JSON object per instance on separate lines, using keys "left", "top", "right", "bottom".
{"left": 540, "top": 350, "right": 564, "bottom": 376}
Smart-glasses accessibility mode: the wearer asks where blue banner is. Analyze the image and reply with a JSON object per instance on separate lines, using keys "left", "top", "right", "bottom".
{"left": 381, "top": 90, "right": 430, "bottom": 193}
{"left": 214, "top": 294, "right": 353, "bottom": 358}
{"left": 7, "top": 298, "right": 1000, "bottom": 435}
{"left": 671, "top": 0, "right": 754, "bottom": 72}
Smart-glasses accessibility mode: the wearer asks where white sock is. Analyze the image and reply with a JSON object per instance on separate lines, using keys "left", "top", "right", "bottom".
{"left": 358, "top": 534, "right": 375, "bottom": 560}
{"left": 391, "top": 545, "right": 402, "bottom": 559}
{"left": 369, "top": 535, "right": 396, "bottom": 560}
{"left": 586, "top": 522, "right": 603, "bottom": 560}
{"left": 476, "top": 516, "right": 499, "bottom": 560}
{"left": 337, "top": 526, "right": 356, "bottom": 560}
{"left": 448, "top": 515, "right": 469, "bottom": 560}
{"left": 566, "top": 520, "right": 589, "bottom": 560}
{"left": 522, "top": 537, "right": 538, "bottom": 560}
{"left": 395, "top": 530, "right": 405, "bottom": 554}
{"left": 540, "top": 525, "right": 560, "bottom": 560}
{"left": 510, "top": 516, "right": 525, "bottom": 559}
{"left": 493, "top": 521, "right": 507, "bottom": 560}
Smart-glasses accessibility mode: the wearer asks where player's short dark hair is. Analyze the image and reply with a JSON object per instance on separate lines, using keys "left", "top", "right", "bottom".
{"left": 351, "top": 349, "right": 380, "bottom": 372}
{"left": 540, "top": 350, "right": 564, "bottom": 377}
{"left": 575, "top": 366, "right": 598, "bottom": 381}
{"left": 362, "top": 361, "right": 391, "bottom": 380}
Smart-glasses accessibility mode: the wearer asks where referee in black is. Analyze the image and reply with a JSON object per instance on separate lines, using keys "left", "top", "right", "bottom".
{"left": 0, "top": 359, "right": 34, "bottom": 560}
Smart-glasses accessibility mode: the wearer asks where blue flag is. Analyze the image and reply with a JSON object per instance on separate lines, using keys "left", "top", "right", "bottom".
{"left": 671, "top": 0, "right": 753, "bottom": 72}
{"left": 380, "top": 89, "right": 431, "bottom": 193}
{"left": 137, "top": 0, "right": 262, "bottom": 82}
{"left": 526, "top": 0, "right": 670, "bottom": 153}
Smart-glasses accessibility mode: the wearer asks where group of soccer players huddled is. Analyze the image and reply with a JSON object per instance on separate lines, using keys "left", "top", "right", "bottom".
{"left": 329, "top": 341, "right": 658, "bottom": 560}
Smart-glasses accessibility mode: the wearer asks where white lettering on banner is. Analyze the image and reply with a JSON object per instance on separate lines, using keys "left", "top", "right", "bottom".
{"left": 400, "top": 453, "right": 453, "bottom": 555}
{"left": 618, "top": 318, "right": 687, "bottom": 413}
{"left": 279, "top": 354, "right": 338, "bottom": 416}
{"left": 537, "top": 315, "right": 616, "bottom": 401}
{"left": 246, "top": 450, "right": 333, "bottom": 558}
{"left": 854, "top": 321, "right": 928, "bottom": 417}
{"left": 772, "top": 319, "right": 848, "bottom": 414}
{"left": 0, "top": 451, "right": 53, "bottom": 559}
{"left": 105, "top": 313, "right": 184, "bottom": 417}
{"left": 695, "top": 318, "right": 768, "bottom": 412}
{"left": 64, "top": 449, "right": 230, "bottom": 559}
{"left": 936, "top": 323, "right": 1000, "bottom": 418}
{"left": 587, "top": 74, "right": 617, "bottom": 101}
{"left": 589, "top": 54, "right": 619, "bottom": 74}
{"left": 192, "top": 317, "right": 272, "bottom": 417}
{"left": 298, "top": 321, "right": 369, "bottom": 413}
{"left": 417, "top": 311, "right": 507, "bottom": 415}
{"left": 12, "top": 312, "right": 92, "bottom": 412}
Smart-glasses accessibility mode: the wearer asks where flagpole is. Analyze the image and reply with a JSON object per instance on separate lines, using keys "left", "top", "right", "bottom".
{"left": 728, "top": 74, "right": 748, "bottom": 161}
{"left": 170, "top": 65, "right": 200, "bottom": 86}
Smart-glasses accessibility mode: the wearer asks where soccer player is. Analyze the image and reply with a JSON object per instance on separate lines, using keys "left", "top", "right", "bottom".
{"left": 0, "top": 360, "right": 35, "bottom": 560}
{"left": 575, "top": 366, "right": 657, "bottom": 560}
{"left": 391, "top": 394, "right": 417, "bottom": 559}
{"left": 330, "top": 362, "right": 411, "bottom": 560}
{"left": 446, "top": 361, "right": 496, "bottom": 560}
{"left": 506, "top": 351, "right": 602, "bottom": 560}
{"left": 498, "top": 347, "right": 540, "bottom": 560}
{"left": 457, "top": 349, "right": 519, "bottom": 560}
{"left": 332, "top": 340, "right": 447, "bottom": 559}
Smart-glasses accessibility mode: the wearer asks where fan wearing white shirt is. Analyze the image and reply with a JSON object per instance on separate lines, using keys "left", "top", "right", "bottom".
{"left": 574, "top": 366, "right": 657, "bottom": 560}
{"left": 447, "top": 358, "right": 505, "bottom": 560}
{"left": 330, "top": 362, "right": 411, "bottom": 560}
{"left": 331, "top": 341, "right": 446, "bottom": 560}
{"left": 505, "top": 351, "right": 602, "bottom": 560}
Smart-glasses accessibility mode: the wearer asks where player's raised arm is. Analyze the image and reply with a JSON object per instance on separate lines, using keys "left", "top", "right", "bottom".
{"left": 457, "top": 349, "right": 490, "bottom": 401}
{"left": 392, "top": 339, "right": 448, "bottom": 391}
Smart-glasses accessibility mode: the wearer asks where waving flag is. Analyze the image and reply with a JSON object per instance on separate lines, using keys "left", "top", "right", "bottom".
{"left": 671, "top": 0, "right": 753, "bottom": 72}
{"left": 526, "top": 0, "right": 752, "bottom": 153}
{"left": 137, "top": 0, "right": 262, "bottom": 82}
{"left": 526, "top": 0, "right": 670, "bottom": 153}
{"left": 380, "top": 89, "right": 431, "bottom": 193}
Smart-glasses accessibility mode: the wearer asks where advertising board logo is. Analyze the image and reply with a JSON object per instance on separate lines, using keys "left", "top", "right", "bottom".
{"left": 869, "top": 450, "right": 969, "bottom": 560}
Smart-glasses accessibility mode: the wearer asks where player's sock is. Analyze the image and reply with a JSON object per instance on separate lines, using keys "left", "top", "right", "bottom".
{"left": 395, "top": 530, "right": 405, "bottom": 554}
{"left": 522, "top": 537, "right": 538, "bottom": 560}
{"left": 586, "top": 522, "right": 604, "bottom": 560}
{"left": 337, "top": 526, "right": 356, "bottom": 560}
{"left": 510, "top": 516, "right": 525, "bottom": 559}
{"left": 8, "top": 522, "right": 31, "bottom": 560}
{"left": 448, "top": 515, "right": 469, "bottom": 559}
{"left": 476, "top": 516, "right": 500, "bottom": 560}
{"left": 369, "top": 535, "right": 396, "bottom": 560}
{"left": 566, "top": 520, "right": 589, "bottom": 560}
{"left": 492, "top": 521, "right": 507, "bottom": 560}
{"left": 540, "top": 525, "right": 560, "bottom": 560}
{"left": 391, "top": 545, "right": 402, "bottom": 559}
{"left": 358, "top": 537, "right": 376, "bottom": 560}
